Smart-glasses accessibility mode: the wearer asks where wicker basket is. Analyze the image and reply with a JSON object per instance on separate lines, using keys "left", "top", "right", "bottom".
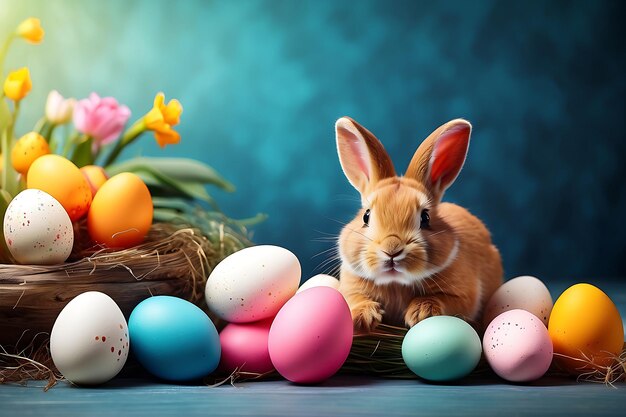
{"left": 0, "top": 223, "right": 233, "bottom": 348}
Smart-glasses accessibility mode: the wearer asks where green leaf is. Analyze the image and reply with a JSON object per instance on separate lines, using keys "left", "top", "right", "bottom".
{"left": 70, "top": 136, "right": 95, "bottom": 168}
{"left": 107, "top": 157, "right": 235, "bottom": 192}
{"left": 231, "top": 213, "right": 268, "bottom": 227}
{"left": 153, "top": 208, "right": 185, "bottom": 223}
{"left": 151, "top": 196, "right": 196, "bottom": 212}
{"left": 122, "top": 165, "right": 217, "bottom": 205}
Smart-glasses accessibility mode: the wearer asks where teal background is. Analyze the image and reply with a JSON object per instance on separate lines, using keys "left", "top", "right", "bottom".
{"left": 1, "top": 0, "right": 624, "bottom": 282}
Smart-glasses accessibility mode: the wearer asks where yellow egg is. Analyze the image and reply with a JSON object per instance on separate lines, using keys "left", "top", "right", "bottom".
{"left": 11, "top": 132, "right": 51, "bottom": 175}
{"left": 87, "top": 172, "right": 153, "bottom": 249}
{"left": 548, "top": 283, "right": 624, "bottom": 374}
{"left": 27, "top": 154, "right": 92, "bottom": 221}
{"left": 80, "top": 165, "right": 109, "bottom": 197}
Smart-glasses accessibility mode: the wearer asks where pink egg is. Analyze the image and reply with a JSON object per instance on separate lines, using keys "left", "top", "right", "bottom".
{"left": 483, "top": 309, "right": 553, "bottom": 382}
{"left": 219, "top": 318, "right": 274, "bottom": 374}
{"left": 268, "top": 287, "right": 353, "bottom": 383}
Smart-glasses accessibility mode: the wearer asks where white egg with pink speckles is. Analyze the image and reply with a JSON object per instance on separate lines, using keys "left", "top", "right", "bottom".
{"left": 205, "top": 245, "right": 301, "bottom": 323}
{"left": 483, "top": 309, "right": 553, "bottom": 382}
{"left": 3, "top": 189, "right": 74, "bottom": 265}
{"left": 51, "top": 291, "right": 129, "bottom": 385}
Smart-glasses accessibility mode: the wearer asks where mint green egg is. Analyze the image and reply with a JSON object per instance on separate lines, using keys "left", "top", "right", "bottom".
{"left": 401, "top": 316, "right": 482, "bottom": 381}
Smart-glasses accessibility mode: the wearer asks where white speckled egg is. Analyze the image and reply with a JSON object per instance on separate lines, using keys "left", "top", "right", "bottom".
{"left": 483, "top": 275, "right": 553, "bottom": 328}
{"left": 50, "top": 292, "right": 129, "bottom": 385}
{"left": 483, "top": 309, "right": 553, "bottom": 382}
{"left": 205, "top": 245, "right": 301, "bottom": 323}
{"left": 3, "top": 189, "right": 74, "bottom": 265}
{"left": 296, "top": 274, "right": 340, "bottom": 293}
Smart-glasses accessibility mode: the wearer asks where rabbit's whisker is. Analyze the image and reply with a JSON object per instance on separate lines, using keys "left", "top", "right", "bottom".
{"left": 311, "top": 247, "right": 338, "bottom": 259}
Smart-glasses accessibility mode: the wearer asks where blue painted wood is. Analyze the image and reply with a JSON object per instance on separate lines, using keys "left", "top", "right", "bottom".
{"left": 0, "top": 376, "right": 625, "bottom": 417}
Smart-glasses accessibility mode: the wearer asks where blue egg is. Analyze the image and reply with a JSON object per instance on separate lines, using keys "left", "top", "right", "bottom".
{"left": 401, "top": 316, "right": 481, "bottom": 381}
{"left": 129, "top": 296, "right": 221, "bottom": 381}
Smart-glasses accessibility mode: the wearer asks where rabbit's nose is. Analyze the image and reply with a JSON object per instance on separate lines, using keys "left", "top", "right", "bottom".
{"left": 382, "top": 236, "right": 404, "bottom": 259}
{"left": 383, "top": 249, "right": 404, "bottom": 259}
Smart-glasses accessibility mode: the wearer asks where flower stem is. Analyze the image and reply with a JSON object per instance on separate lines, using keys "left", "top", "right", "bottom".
{"left": 103, "top": 118, "right": 146, "bottom": 167}
{"left": 0, "top": 34, "right": 16, "bottom": 78}
{"left": 33, "top": 116, "right": 47, "bottom": 134}
{"left": 62, "top": 130, "right": 80, "bottom": 157}
{"left": 1, "top": 101, "right": 19, "bottom": 196}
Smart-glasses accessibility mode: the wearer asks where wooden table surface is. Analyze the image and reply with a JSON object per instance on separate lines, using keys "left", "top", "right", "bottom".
{"left": 1, "top": 278, "right": 625, "bottom": 417}
{"left": 1, "top": 375, "right": 625, "bottom": 417}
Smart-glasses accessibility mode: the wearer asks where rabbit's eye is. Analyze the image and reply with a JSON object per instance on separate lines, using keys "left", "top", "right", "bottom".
{"left": 363, "top": 209, "right": 371, "bottom": 226}
{"left": 420, "top": 209, "right": 430, "bottom": 229}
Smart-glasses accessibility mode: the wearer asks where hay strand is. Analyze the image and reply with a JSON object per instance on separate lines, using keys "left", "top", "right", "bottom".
{"left": 1, "top": 221, "right": 250, "bottom": 384}
{"left": 0, "top": 332, "right": 61, "bottom": 390}
{"left": 343, "top": 325, "right": 625, "bottom": 385}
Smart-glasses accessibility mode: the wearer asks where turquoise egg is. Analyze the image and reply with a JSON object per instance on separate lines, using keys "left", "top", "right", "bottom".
{"left": 129, "top": 296, "right": 221, "bottom": 381}
{"left": 401, "top": 315, "right": 481, "bottom": 381}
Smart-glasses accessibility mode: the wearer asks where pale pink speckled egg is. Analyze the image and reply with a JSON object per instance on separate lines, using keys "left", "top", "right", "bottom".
{"left": 268, "top": 287, "right": 353, "bottom": 384}
{"left": 483, "top": 309, "right": 553, "bottom": 382}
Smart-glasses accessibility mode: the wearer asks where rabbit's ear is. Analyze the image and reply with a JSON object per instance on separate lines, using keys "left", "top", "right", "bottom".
{"left": 336, "top": 117, "right": 396, "bottom": 196}
{"left": 405, "top": 119, "right": 471, "bottom": 203}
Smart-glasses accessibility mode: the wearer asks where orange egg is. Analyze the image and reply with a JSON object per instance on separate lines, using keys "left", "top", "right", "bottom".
{"left": 27, "top": 154, "right": 92, "bottom": 221}
{"left": 87, "top": 172, "right": 153, "bottom": 249}
{"left": 80, "top": 165, "right": 109, "bottom": 197}
{"left": 11, "top": 132, "right": 51, "bottom": 175}
{"left": 548, "top": 283, "right": 624, "bottom": 374}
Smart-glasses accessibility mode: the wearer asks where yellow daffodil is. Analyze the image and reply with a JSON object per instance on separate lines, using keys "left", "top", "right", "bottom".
{"left": 3, "top": 67, "right": 32, "bottom": 101}
{"left": 144, "top": 92, "right": 183, "bottom": 147}
{"left": 16, "top": 18, "right": 45, "bottom": 44}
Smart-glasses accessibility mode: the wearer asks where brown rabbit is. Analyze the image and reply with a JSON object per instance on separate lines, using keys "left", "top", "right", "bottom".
{"left": 335, "top": 117, "right": 502, "bottom": 333}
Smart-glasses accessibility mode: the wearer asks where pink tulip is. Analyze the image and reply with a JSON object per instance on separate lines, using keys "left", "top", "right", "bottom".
{"left": 73, "top": 93, "right": 131, "bottom": 147}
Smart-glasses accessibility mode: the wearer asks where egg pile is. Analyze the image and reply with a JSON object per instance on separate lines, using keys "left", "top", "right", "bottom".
{"left": 205, "top": 245, "right": 353, "bottom": 383}
{"left": 478, "top": 276, "right": 623, "bottom": 382}
{"left": 396, "top": 275, "right": 556, "bottom": 382}
{"left": 397, "top": 275, "right": 623, "bottom": 383}
{"left": 3, "top": 151, "right": 154, "bottom": 265}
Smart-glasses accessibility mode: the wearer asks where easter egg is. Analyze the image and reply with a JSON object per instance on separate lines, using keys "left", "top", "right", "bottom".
{"left": 401, "top": 316, "right": 482, "bottom": 381}
{"left": 3, "top": 189, "right": 73, "bottom": 265}
{"left": 87, "top": 172, "right": 153, "bottom": 249}
{"left": 11, "top": 132, "right": 50, "bottom": 175}
{"left": 129, "top": 296, "right": 221, "bottom": 381}
{"left": 50, "top": 292, "right": 129, "bottom": 385}
{"left": 80, "top": 165, "right": 108, "bottom": 197}
{"left": 548, "top": 283, "right": 624, "bottom": 373}
{"left": 483, "top": 275, "right": 553, "bottom": 328}
{"left": 205, "top": 245, "right": 301, "bottom": 323}
{"left": 483, "top": 309, "right": 553, "bottom": 382}
{"left": 296, "top": 274, "right": 340, "bottom": 293}
{"left": 268, "top": 287, "right": 352, "bottom": 383}
{"left": 26, "top": 154, "right": 92, "bottom": 221}
{"left": 219, "top": 318, "right": 274, "bottom": 374}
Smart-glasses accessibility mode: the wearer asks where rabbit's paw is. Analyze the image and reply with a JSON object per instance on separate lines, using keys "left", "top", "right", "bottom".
{"left": 404, "top": 297, "right": 444, "bottom": 327}
{"left": 351, "top": 300, "right": 384, "bottom": 334}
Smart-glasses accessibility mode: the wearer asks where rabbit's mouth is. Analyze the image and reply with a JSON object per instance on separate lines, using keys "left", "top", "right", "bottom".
{"left": 381, "top": 261, "right": 405, "bottom": 277}
{"left": 382, "top": 268, "right": 401, "bottom": 276}
{"left": 383, "top": 259, "right": 402, "bottom": 274}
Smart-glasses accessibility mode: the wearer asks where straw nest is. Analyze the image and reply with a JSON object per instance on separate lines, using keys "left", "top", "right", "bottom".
{"left": 216, "top": 324, "right": 626, "bottom": 387}
{"left": 345, "top": 325, "right": 626, "bottom": 386}
{"left": 0, "top": 221, "right": 250, "bottom": 388}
